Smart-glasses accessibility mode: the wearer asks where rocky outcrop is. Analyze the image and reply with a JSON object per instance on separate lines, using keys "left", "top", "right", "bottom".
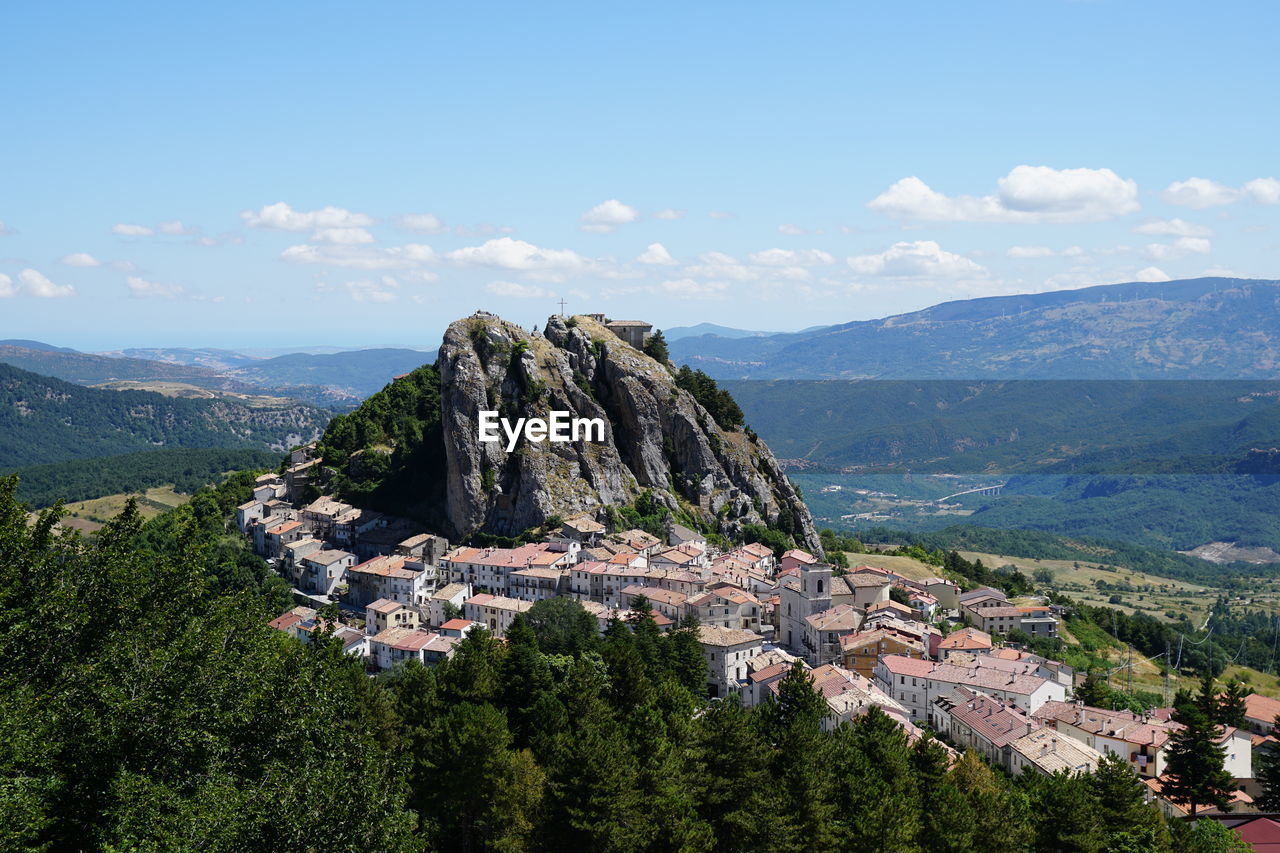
{"left": 437, "top": 312, "right": 821, "bottom": 554}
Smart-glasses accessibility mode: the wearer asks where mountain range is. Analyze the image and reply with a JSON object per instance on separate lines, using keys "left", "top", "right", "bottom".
{"left": 0, "top": 362, "right": 330, "bottom": 469}
{"left": 0, "top": 342, "right": 433, "bottom": 403}
{"left": 669, "top": 277, "right": 1280, "bottom": 379}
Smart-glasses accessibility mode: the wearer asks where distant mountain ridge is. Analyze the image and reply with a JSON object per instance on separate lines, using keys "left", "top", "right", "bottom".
{"left": 0, "top": 342, "right": 433, "bottom": 404}
{"left": 0, "top": 362, "right": 329, "bottom": 468}
{"left": 670, "top": 277, "right": 1280, "bottom": 379}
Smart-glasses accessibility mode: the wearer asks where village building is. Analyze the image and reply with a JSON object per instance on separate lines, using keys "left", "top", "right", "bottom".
{"left": 606, "top": 528, "right": 662, "bottom": 557}
{"left": 804, "top": 604, "right": 864, "bottom": 665}
{"left": 463, "top": 593, "right": 534, "bottom": 637}
{"left": 932, "top": 687, "right": 1042, "bottom": 769}
{"left": 686, "top": 584, "right": 762, "bottom": 632}
{"left": 603, "top": 319, "right": 653, "bottom": 348}
{"left": 427, "top": 582, "right": 470, "bottom": 627}
{"left": 365, "top": 598, "right": 419, "bottom": 636}
{"left": 508, "top": 567, "right": 567, "bottom": 602}
{"left": 840, "top": 623, "right": 929, "bottom": 678}
{"left": 368, "top": 627, "right": 457, "bottom": 670}
{"left": 1009, "top": 728, "right": 1104, "bottom": 776}
{"left": 345, "top": 554, "right": 435, "bottom": 608}
{"left": 697, "top": 625, "right": 764, "bottom": 699}
{"left": 938, "top": 626, "right": 994, "bottom": 660}
{"left": 297, "top": 548, "right": 357, "bottom": 597}
{"left": 441, "top": 542, "right": 578, "bottom": 595}
{"left": 875, "top": 654, "right": 1068, "bottom": 723}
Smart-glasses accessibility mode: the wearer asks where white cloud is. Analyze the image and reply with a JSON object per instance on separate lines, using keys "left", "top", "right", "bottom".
{"left": 311, "top": 227, "right": 375, "bottom": 245}
{"left": 580, "top": 199, "right": 639, "bottom": 233}
{"left": 685, "top": 251, "right": 756, "bottom": 282}
{"left": 346, "top": 277, "right": 399, "bottom": 303}
{"left": 636, "top": 242, "right": 677, "bottom": 265}
{"left": 747, "top": 248, "right": 835, "bottom": 267}
{"left": 659, "top": 278, "right": 728, "bottom": 299}
{"left": 1133, "top": 218, "right": 1213, "bottom": 237}
{"left": 869, "top": 165, "right": 1139, "bottom": 223}
{"left": 1161, "top": 176, "right": 1280, "bottom": 208}
{"left": 486, "top": 281, "right": 553, "bottom": 298}
{"left": 0, "top": 220, "right": 13, "bottom": 236}
{"left": 1134, "top": 266, "right": 1171, "bottom": 282}
{"left": 127, "top": 276, "right": 184, "bottom": 299}
{"left": 707, "top": 211, "right": 735, "bottom": 220}
{"left": 398, "top": 213, "right": 450, "bottom": 234}
{"left": 445, "top": 237, "right": 590, "bottom": 273}
{"left": 281, "top": 242, "right": 434, "bottom": 270}
{"left": 19, "top": 269, "right": 74, "bottom": 298}
{"left": 1144, "top": 236, "right": 1211, "bottom": 261}
{"left": 1160, "top": 178, "right": 1238, "bottom": 208}
{"left": 241, "top": 202, "right": 374, "bottom": 231}
{"left": 112, "top": 223, "right": 155, "bottom": 237}
{"left": 654, "top": 209, "right": 686, "bottom": 220}
{"left": 0, "top": 274, "right": 13, "bottom": 297}
{"left": 61, "top": 252, "right": 102, "bottom": 267}
{"left": 1243, "top": 177, "right": 1280, "bottom": 205}
{"left": 1007, "top": 246, "right": 1056, "bottom": 258}
{"left": 777, "top": 223, "right": 805, "bottom": 235}
{"left": 158, "top": 220, "right": 198, "bottom": 235}
{"left": 847, "top": 241, "right": 987, "bottom": 277}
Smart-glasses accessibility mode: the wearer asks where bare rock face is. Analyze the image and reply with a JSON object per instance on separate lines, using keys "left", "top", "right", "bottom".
{"left": 437, "top": 312, "right": 822, "bottom": 554}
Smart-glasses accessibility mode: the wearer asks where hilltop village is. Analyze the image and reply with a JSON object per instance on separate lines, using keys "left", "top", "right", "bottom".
{"left": 241, "top": 448, "right": 1278, "bottom": 821}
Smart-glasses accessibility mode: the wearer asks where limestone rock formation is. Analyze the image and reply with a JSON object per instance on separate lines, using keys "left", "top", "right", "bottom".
{"left": 437, "top": 311, "right": 821, "bottom": 554}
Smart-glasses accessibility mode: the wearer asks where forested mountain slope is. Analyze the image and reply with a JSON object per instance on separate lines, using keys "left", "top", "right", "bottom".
{"left": 0, "top": 363, "right": 328, "bottom": 468}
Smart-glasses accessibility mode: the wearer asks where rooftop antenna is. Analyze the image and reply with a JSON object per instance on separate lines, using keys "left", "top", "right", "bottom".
{"left": 557, "top": 298, "right": 567, "bottom": 317}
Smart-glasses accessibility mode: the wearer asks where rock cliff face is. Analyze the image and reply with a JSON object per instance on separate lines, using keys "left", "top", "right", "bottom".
{"left": 437, "top": 312, "right": 821, "bottom": 554}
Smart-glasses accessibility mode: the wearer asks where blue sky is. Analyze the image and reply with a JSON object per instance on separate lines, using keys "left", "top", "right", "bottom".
{"left": 2, "top": 1, "right": 1278, "bottom": 350}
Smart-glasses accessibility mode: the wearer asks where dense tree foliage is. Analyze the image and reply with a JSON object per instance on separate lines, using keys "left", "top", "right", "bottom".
{"left": 0, "top": 472, "right": 1229, "bottom": 851}
{"left": 642, "top": 329, "right": 670, "bottom": 365}
{"left": 6, "top": 447, "right": 280, "bottom": 508}
{"left": 674, "top": 365, "right": 744, "bottom": 431}
{"left": 0, "top": 362, "right": 329, "bottom": 468}
{"left": 315, "top": 364, "right": 447, "bottom": 527}
{"left": 0, "top": 475, "right": 413, "bottom": 851}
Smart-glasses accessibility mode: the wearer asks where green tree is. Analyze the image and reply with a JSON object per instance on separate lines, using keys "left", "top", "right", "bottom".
{"left": 1163, "top": 706, "right": 1235, "bottom": 818}
{"left": 1020, "top": 770, "right": 1104, "bottom": 853}
{"left": 1091, "top": 753, "right": 1171, "bottom": 850}
{"left": 760, "top": 663, "right": 837, "bottom": 852}
{"left": 691, "top": 697, "right": 782, "bottom": 852}
{"left": 1255, "top": 717, "right": 1280, "bottom": 811}
{"left": 830, "top": 707, "right": 920, "bottom": 852}
{"left": 1217, "top": 679, "right": 1248, "bottom": 728}
{"left": 643, "top": 329, "right": 670, "bottom": 364}
{"left": 526, "top": 596, "right": 598, "bottom": 656}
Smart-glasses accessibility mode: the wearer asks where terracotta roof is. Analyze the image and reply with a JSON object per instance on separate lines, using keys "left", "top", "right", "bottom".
{"left": 269, "top": 612, "right": 303, "bottom": 631}
{"left": 1246, "top": 693, "right": 1280, "bottom": 725}
{"left": 845, "top": 572, "right": 892, "bottom": 588}
{"left": 879, "top": 655, "right": 936, "bottom": 678}
{"left": 939, "top": 627, "right": 994, "bottom": 650}
{"left": 943, "top": 687, "right": 1041, "bottom": 747}
{"left": 440, "top": 618, "right": 474, "bottom": 631}
{"left": 366, "top": 598, "right": 406, "bottom": 615}
{"left": 782, "top": 548, "right": 817, "bottom": 564}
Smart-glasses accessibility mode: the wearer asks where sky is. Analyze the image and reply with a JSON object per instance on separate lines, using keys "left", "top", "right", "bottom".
{"left": 2, "top": 1, "right": 1279, "bottom": 351}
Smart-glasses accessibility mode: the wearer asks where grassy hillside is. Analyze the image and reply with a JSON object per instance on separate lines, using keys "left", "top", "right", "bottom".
{"left": 0, "top": 363, "right": 329, "bottom": 468}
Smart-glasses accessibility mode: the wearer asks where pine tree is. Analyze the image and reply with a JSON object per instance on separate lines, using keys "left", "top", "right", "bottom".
{"left": 760, "top": 663, "right": 837, "bottom": 852}
{"left": 1163, "top": 706, "right": 1235, "bottom": 817}
{"left": 948, "top": 751, "right": 1031, "bottom": 853}
{"left": 1076, "top": 669, "right": 1112, "bottom": 707}
{"left": 1020, "top": 770, "right": 1104, "bottom": 853}
{"left": 643, "top": 329, "right": 670, "bottom": 364}
{"left": 830, "top": 707, "right": 920, "bottom": 852}
{"left": 910, "top": 737, "right": 975, "bottom": 853}
{"left": 691, "top": 696, "right": 783, "bottom": 852}
{"left": 1090, "top": 753, "right": 1171, "bottom": 849}
{"left": 1218, "top": 679, "right": 1248, "bottom": 728}
{"left": 1255, "top": 716, "right": 1280, "bottom": 811}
